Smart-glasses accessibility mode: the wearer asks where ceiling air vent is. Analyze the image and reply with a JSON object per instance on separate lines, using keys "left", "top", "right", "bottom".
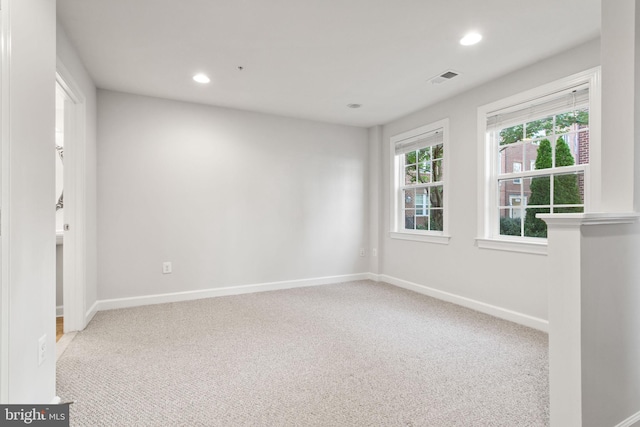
{"left": 429, "top": 70, "right": 459, "bottom": 85}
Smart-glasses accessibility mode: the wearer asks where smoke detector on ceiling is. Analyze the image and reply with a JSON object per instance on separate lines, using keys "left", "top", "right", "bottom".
{"left": 429, "top": 70, "right": 459, "bottom": 85}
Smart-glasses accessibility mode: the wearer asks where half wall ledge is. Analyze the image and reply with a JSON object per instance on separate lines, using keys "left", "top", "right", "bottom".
{"left": 538, "top": 211, "right": 640, "bottom": 427}
{"left": 537, "top": 212, "right": 640, "bottom": 227}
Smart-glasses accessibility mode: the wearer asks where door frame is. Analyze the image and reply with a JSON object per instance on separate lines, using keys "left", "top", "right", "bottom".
{"left": 0, "top": 0, "right": 9, "bottom": 403}
{"left": 56, "top": 60, "right": 87, "bottom": 334}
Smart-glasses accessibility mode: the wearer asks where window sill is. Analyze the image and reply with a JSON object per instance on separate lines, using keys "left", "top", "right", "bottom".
{"left": 475, "top": 237, "right": 547, "bottom": 255}
{"left": 390, "top": 231, "right": 451, "bottom": 245}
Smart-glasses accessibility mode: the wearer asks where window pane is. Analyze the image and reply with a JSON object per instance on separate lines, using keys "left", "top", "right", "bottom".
{"left": 524, "top": 207, "right": 550, "bottom": 238}
{"left": 499, "top": 209, "right": 521, "bottom": 236}
{"left": 576, "top": 108, "right": 589, "bottom": 127}
{"left": 433, "top": 144, "right": 444, "bottom": 160}
{"left": 418, "top": 147, "right": 431, "bottom": 163}
{"left": 553, "top": 172, "right": 584, "bottom": 207}
{"left": 433, "top": 160, "right": 443, "bottom": 182}
{"left": 557, "top": 132, "right": 589, "bottom": 167}
{"left": 403, "top": 188, "right": 415, "bottom": 209}
{"left": 556, "top": 108, "right": 589, "bottom": 131}
{"left": 498, "top": 144, "right": 523, "bottom": 175}
{"left": 555, "top": 206, "right": 585, "bottom": 214}
{"left": 415, "top": 215, "right": 428, "bottom": 230}
{"left": 404, "top": 209, "right": 416, "bottom": 230}
{"left": 405, "top": 165, "right": 417, "bottom": 184}
{"left": 576, "top": 130, "right": 589, "bottom": 166}
{"left": 555, "top": 111, "right": 575, "bottom": 134}
{"left": 509, "top": 195, "right": 524, "bottom": 218}
{"left": 415, "top": 188, "right": 428, "bottom": 215}
{"left": 430, "top": 209, "right": 443, "bottom": 231}
{"left": 499, "top": 124, "right": 523, "bottom": 145}
{"left": 405, "top": 151, "right": 417, "bottom": 166}
{"left": 526, "top": 116, "right": 553, "bottom": 139}
{"left": 430, "top": 185, "right": 443, "bottom": 208}
{"left": 523, "top": 140, "right": 541, "bottom": 171}
{"left": 521, "top": 177, "right": 533, "bottom": 204}
{"left": 498, "top": 179, "right": 523, "bottom": 209}
{"left": 528, "top": 139, "right": 553, "bottom": 170}
{"left": 555, "top": 136, "right": 577, "bottom": 167}
{"left": 417, "top": 162, "right": 431, "bottom": 183}
{"left": 526, "top": 175, "right": 550, "bottom": 207}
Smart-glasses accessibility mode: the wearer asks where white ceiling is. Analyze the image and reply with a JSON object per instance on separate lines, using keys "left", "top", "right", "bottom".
{"left": 57, "top": 0, "right": 601, "bottom": 128}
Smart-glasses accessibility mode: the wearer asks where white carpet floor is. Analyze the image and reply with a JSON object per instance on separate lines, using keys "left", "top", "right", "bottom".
{"left": 57, "top": 280, "right": 549, "bottom": 426}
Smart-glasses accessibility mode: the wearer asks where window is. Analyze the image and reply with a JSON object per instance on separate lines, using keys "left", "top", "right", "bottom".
{"left": 477, "top": 68, "right": 600, "bottom": 252}
{"left": 512, "top": 162, "right": 522, "bottom": 184}
{"left": 390, "top": 119, "right": 449, "bottom": 244}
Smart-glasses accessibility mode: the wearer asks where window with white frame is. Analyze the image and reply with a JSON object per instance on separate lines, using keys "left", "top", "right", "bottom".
{"left": 391, "top": 119, "right": 449, "bottom": 242}
{"left": 478, "top": 68, "right": 600, "bottom": 248}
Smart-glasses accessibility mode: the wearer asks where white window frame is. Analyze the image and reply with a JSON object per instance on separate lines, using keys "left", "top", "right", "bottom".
{"left": 390, "top": 118, "right": 450, "bottom": 244}
{"left": 476, "top": 67, "right": 601, "bottom": 254}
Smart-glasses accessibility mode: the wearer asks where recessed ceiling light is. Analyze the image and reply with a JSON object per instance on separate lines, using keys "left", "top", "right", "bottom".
{"left": 193, "top": 73, "right": 211, "bottom": 84}
{"left": 460, "top": 32, "right": 482, "bottom": 46}
{"left": 347, "top": 103, "right": 361, "bottom": 109}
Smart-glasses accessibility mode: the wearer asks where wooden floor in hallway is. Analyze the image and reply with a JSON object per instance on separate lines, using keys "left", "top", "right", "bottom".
{"left": 56, "top": 317, "right": 63, "bottom": 342}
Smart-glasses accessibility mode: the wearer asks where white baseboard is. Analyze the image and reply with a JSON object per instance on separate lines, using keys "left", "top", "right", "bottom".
{"left": 56, "top": 305, "right": 63, "bottom": 317}
{"left": 95, "top": 273, "right": 370, "bottom": 312}
{"left": 90, "top": 272, "right": 547, "bottom": 333}
{"left": 615, "top": 410, "right": 640, "bottom": 427}
{"left": 85, "top": 301, "right": 98, "bottom": 326}
{"left": 50, "top": 396, "right": 61, "bottom": 404}
{"left": 373, "top": 273, "right": 549, "bottom": 332}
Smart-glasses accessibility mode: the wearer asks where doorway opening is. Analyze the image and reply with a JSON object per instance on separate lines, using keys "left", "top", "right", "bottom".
{"left": 55, "top": 66, "right": 87, "bottom": 349}
{"left": 55, "top": 82, "right": 67, "bottom": 342}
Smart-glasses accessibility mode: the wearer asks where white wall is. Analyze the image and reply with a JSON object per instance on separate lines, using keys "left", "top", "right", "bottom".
{"left": 378, "top": 39, "right": 600, "bottom": 324}
{"left": 97, "top": 91, "right": 369, "bottom": 300}
{"left": 580, "top": 222, "right": 640, "bottom": 426}
{"left": 3, "top": 0, "right": 56, "bottom": 403}
{"left": 601, "top": 0, "right": 636, "bottom": 212}
{"left": 56, "top": 23, "right": 98, "bottom": 323}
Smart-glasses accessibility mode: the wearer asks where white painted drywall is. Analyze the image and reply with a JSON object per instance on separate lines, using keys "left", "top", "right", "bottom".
{"left": 368, "top": 126, "right": 382, "bottom": 274}
{"left": 97, "top": 91, "right": 369, "bottom": 300}
{"left": 577, "top": 2, "right": 640, "bottom": 424}
{"left": 580, "top": 222, "right": 640, "bottom": 427}
{"left": 600, "top": 0, "right": 636, "bottom": 213}
{"left": 56, "top": 23, "right": 99, "bottom": 324}
{"left": 4, "top": 0, "right": 57, "bottom": 403}
{"left": 378, "top": 39, "right": 600, "bottom": 322}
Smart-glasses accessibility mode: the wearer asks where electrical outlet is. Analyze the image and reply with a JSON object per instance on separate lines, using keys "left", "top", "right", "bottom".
{"left": 372, "top": 248, "right": 377, "bottom": 257}
{"left": 162, "top": 262, "right": 172, "bottom": 274}
{"left": 359, "top": 248, "right": 365, "bottom": 257}
{"left": 38, "top": 335, "right": 46, "bottom": 366}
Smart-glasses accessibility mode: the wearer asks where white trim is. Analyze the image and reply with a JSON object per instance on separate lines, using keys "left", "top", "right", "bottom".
{"left": 477, "top": 67, "right": 602, "bottom": 242}
{"left": 55, "top": 331, "right": 76, "bottom": 362}
{"left": 84, "top": 301, "right": 97, "bottom": 325}
{"left": 50, "top": 396, "right": 61, "bottom": 405}
{"left": 538, "top": 212, "right": 640, "bottom": 227}
{"left": 375, "top": 274, "right": 548, "bottom": 332}
{"left": 95, "top": 274, "right": 370, "bottom": 312}
{"left": 389, "top": 231, "right": 450, "bottom": 245}
{"left": 0, "top": 0, "right": 9, "bottom": 402}
{"left": 56, "top": 60, "right": 87, "bottom": 334}
{"left": 614, "top": 410, "right": 640, "bottom": 427}
{"left": 90, "top": 272, "right": 547, "bottom": 333}
{"left": 476, "top": 237, "right": 547, "bottom": 255}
